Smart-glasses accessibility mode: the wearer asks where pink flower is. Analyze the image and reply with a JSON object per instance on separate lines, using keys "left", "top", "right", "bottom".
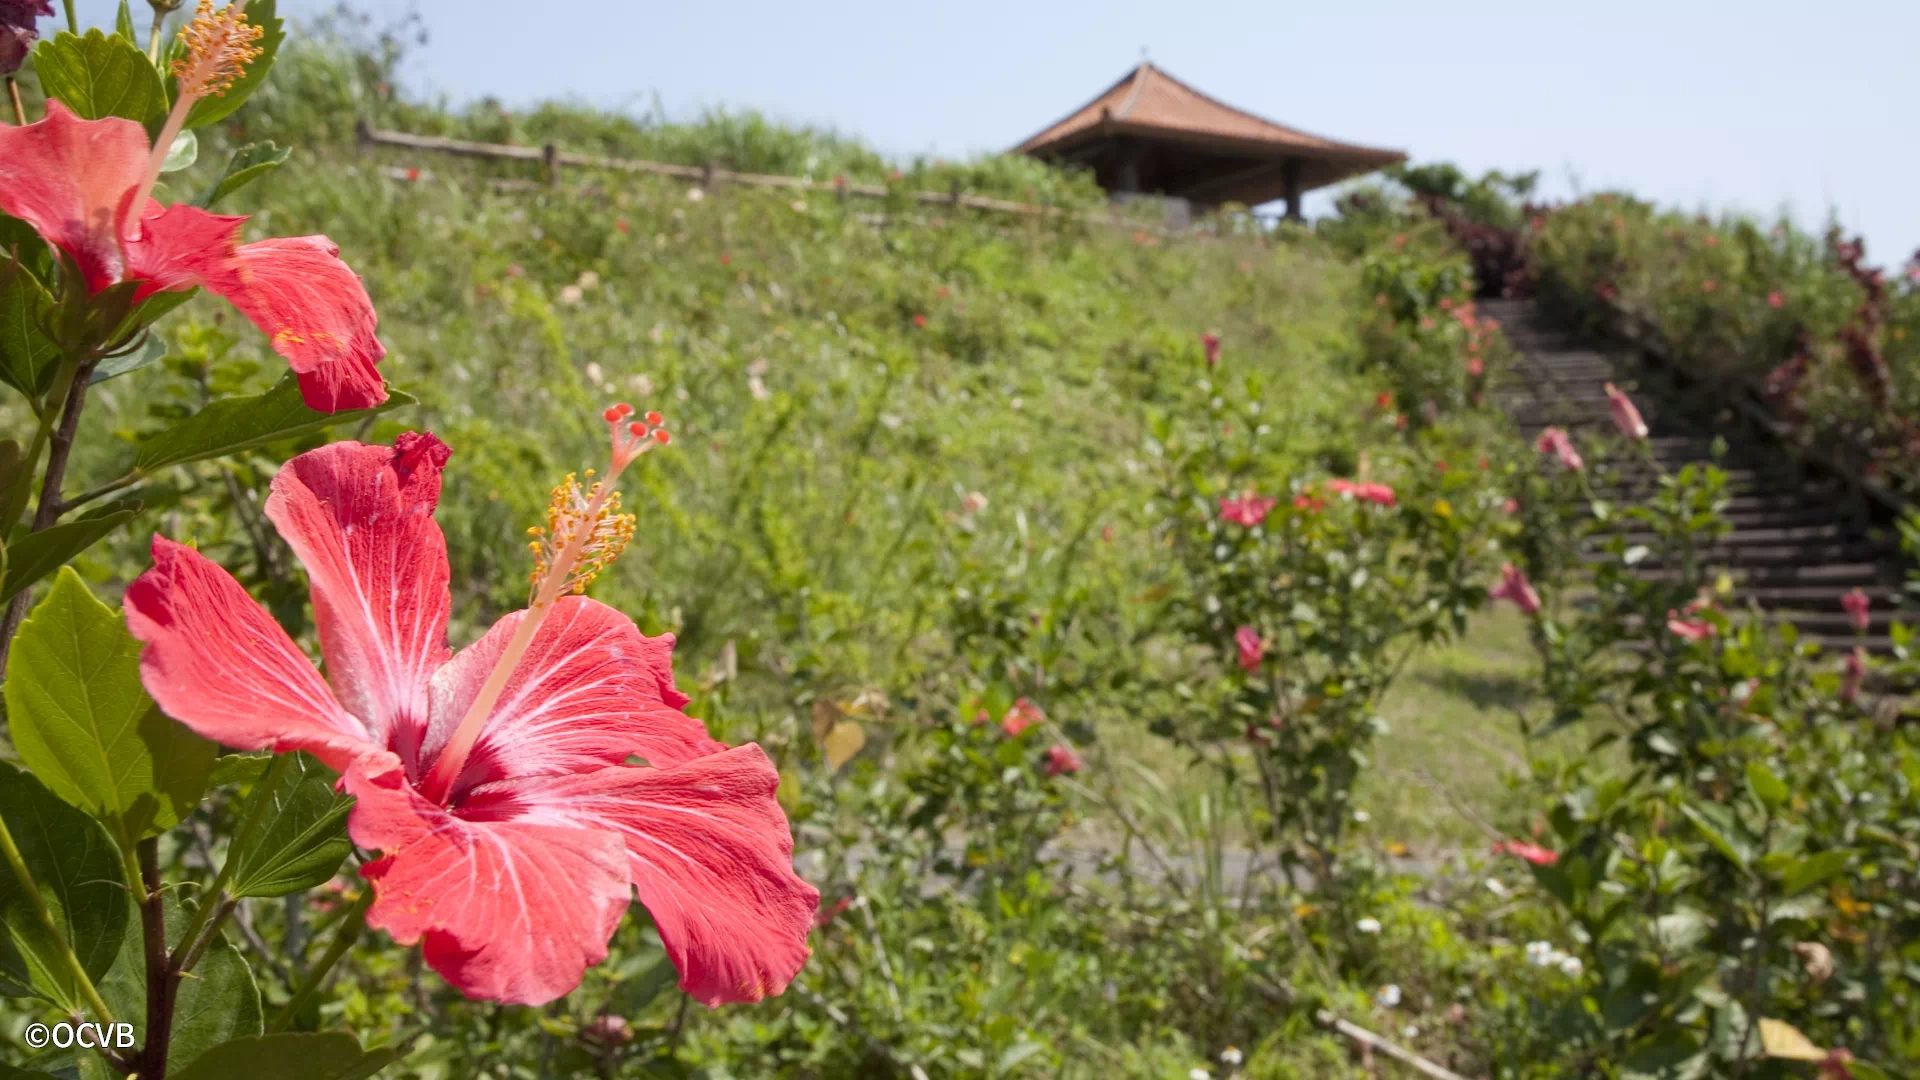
{"left": 1218, "top": 494, "right": 1277, "bottom": 526}
{"left": 1293, "top": 494, "right": 1324, "bottom": 512}
{"left": 124, "top": 423, "right": 815, "bottom": 1007}
{"left": 1842, "top": 588, "right": 1871, "bottom": 633}
{"left": 1604, "top": 383, "right": 1648, "bottom": 440}
{"left": 1467, "top": 355, "right": 1484, "bottom": 378}
{"left": 912, "top": 313, "right": 927, "bottom": 328}
{"left": 0, "top": 100, "right": 386, "bottom": 413}
{"left": 1842, "top": 648, "right": 1866, "bottom": 703}
{"left": 1000, "top": 698, "right": 1044, "bottom": 738}
{"left": 1819, "top": 1049, "right": 1856, "bottom": 1080}
{"left": 1489, "top": 564, "right": 1541, "bottom": 615}
{"left": 1536, "top": 427, "right": 1585, "bottom": 471}
{"left": 812, "top": 895, "right": 854, "bottom": 930}
{"left": 1201, "top": 331, "right": 1222, "bottom": 367}
{"left": 1043, "top": 744, "right": 1083, "bottom": 776}
{"left": 582, "top": 1014, "right": 633, "bottom": 1046}
{"left": 1493, "top": 840, "right": 1559, "bottom": 866}
{"left": 1325, "top": 479, "right": 1397, "bottom": 507}
{"left": 1767, "top": 291, "right": 1784, "bottom": 309}
{"left": 1502, "top": 498, "right": 1519, "bottom": 514}
{"left": 1235, "top": 625, "right": 1264, "bottom": 672}
{"left": 1667, "top": 611, "right": 1716, "bottom": 640}
{"left": 1702, "top": 279, "right": 1717, "bottom": 293}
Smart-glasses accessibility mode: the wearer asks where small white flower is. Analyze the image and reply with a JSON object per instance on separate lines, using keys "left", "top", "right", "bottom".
{"left": 961, "top": 491, "right": 988, "bottom": 514}
{"left": 1524, "top": 940, "right": 1555, "bottom": 966}
{"left": 1219, "top": 1047, "right": 1242, "bottom": 1066}
{"left": 1558, "top": 954, "right": 1584, "bottom": 977}
{"left": 584, "top": 362, "right": 604, "bottom": 385}
{"left": 577, "top": 270, "right": 600, "bottom": 290}
{"left": 1352, "top": 810, "right": 1371, "bottom": 823}
{"left": 627, "top": 373, "right": 654, "bottom": 397}
{"left": 558, "top": 284, "right": 584, "bottom": 305}
{"left": 1374, "top": 983, "right": 1402, "bottom": 1008}
{"left": 1356, "top": 917, "right": 1382, "bottom": 934}
{"left": 1484, "top": 877, "right": 1510, "bottom": 899}
{"left": 1401, "top": 1025, "right": 1420, "bottom": 1039}
{"left": 1189, "top": 1070, "right": 1212, "bottom": 1080}
{"left": 790, "top": 199, "right": 808, "bottom": 212}
{"left": 686, "top": 186, "right": 705, "bottom": 202}
{"left": 748, "top": 375, "right": 770, "bottom": 401}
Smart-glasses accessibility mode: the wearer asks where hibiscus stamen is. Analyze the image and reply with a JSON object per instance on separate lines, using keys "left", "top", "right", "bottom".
{"left": 420, "top": 404, "right": 671, "bottom": 804}
{"left": 134, "top": 1, "right": 263, "bottom": 222}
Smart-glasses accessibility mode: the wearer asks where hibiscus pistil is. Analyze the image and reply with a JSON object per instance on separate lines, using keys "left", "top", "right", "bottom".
{"left": 420, "top": 404, "right": 670, "bottom": 804}
{"left": 137, "top": 1, "right": 263, "bottom": 215}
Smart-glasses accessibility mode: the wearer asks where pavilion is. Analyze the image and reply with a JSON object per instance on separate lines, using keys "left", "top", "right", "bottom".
{"left": 1013, "top": 62, "right": 1407, "bottom": 220}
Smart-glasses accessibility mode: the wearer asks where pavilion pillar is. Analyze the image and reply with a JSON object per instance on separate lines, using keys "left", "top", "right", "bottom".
{"left": 1281, "top": 158, "right": 1304, "bottom": 221}
{"left": 1112, "top": 138, "right": 1144, "bottom": 194}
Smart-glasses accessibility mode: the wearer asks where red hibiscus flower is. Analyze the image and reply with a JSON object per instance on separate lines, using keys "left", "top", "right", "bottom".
{"left": 124, "top": 415, "right": 815, "bottom": 1007}
{"left": 1235, "top": 625, "right": 1264, "bottom": 672}
{"left": 1293, "top": 494, "right": 1324, "bottom": 512}
{"left": 0, "top": 33, "right": 387, "bottom": 413}
{"left": 1218, "top": 493, "right": 1277, "bottom": 526}
{"left": 1841, "top": 587, "right": 1871, "bottom": 634}
{"left": 1535, "top": 427, "right": 1585, "bottom": 472}
{"left": 1666, "top": 611, "right": 1716, "bottom": 640}
{"left": 1502, "top": 497, "right": 1519, "bottom": 514}
{"left": 1001, "top": 698, "right": 1044, "bottom": 737}
{"left": 1493, "top": 839, "right": 1559, "bottom": 866}
{"left": 1327, "top": 479, "right": 1397, "bottom": 507}
{"left": 1043, "top": 744, "right": 1083, "bottom": 777}
{"left": 1767, "top": 290, "right": 1784, "bottom": 309}
{"left": 912, "top": 313, "right": 928, "bottom": 328}
{"left": 1489, "top": 563, "right": 1541, "bottom": 615}
{"left": 1201, "top": 331, "right": 1222, "bottom": 367}
{"left": 1604, "top": 383, "right": 1648, "bottom": 440}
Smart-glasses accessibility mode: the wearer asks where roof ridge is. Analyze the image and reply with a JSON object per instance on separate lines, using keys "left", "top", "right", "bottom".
{"left": 1112, "top": 61, "right": 1153, "bottom": 121}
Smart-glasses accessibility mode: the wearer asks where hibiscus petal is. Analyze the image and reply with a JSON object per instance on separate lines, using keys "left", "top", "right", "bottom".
{"left": 0, "top": 100, "right": 146, "bottom": 290}
{"left": 124, "top": 536, "right": 372, "bottom": 769}
{"left": 422, "top": 597, "right": 722, "bottom": 793}
{"left": 262, "top": 434, "right": 453, "bottom": 767}
{"left": 123, "top": 204, "right": 387, "bottom": 412}
{"left": 500, "top": 746, "right": 817, "bottom": 1006}
{"left": 345, "top": 754, "right": 631, "bottom": 1006}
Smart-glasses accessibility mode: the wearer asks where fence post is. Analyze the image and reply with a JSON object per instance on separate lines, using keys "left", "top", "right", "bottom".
{"left": 354, "top": 118, "right": 373, "bottom": 153}
{"left": 701, "top": 161, "right": 718, "bottom": 194}
{"left": 542, "top": 143, "right": 559, "bottom": 187}
{"left": 949, "top": 178, "right": 963, "bottom": 208}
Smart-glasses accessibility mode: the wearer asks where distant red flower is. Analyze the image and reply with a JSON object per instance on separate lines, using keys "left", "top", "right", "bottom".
{"left": 0, "top": 102, "right": 387, "bottom": 412}
{"left": 1702, "top": 279, "right": 1717, "bottom": 293}
{"left": 1478, "top": 458, "right": 1490, "bottom": 471}
{"left": 812, "top": 895, "right": 855, "bottom": 930}
{"left": 1604, "top": 383, "right": 1648, "bottom": 440}
{"left": 1375, "top": 392, "right": 1393, "bottom": 410}
{"left": 1235, "top": 626, "right": 1264, "bottom": 673}
{"left": 1536, "top": 428, "right": 1585, "bottom": 471}
{"left": 1667, "top": 612, "right": 1716, "bottom": 640}
{"left": 912, "top": 313, "right": 928, "bottom": 328}
{"left": 1842, "top": 648, "right": 1866, "bottom": 703}
{"left": 616, "top": 220, "right": 630, "bottom": 234}
{"left": 403, "top": 167, "right": 420, "bottom": 182}
{"left": 1489, "top": 564, "right": 1541, "bottom": 615}
{"left": 1219, "top": 494, "right": 1277, "bottom": 526}
{"left": 1435, "top": 460, "right": 1449, "bottom": 472}
{"left": 1502, "top": 498, "right": 1519, "bottom": 514}
{"left": 1493, "top": 840, "right": 1558, "bottom": 866}
{"left": 1767, "top": 290, "right": 1784, "bottom": 308}
{"left": 936, "top": 286, "right": 949, "bottom": 298}
{"left": 1001, "top": 698, "right": 1043, "bottom": 737}
{"left": 1326, "top": 479, "right": 1396, "bottom": 507}
{"left": 1201, "top": 331, "right": 1222, "bottom": 367}
{"left": 719, "top": 253, "right": 732, "bottom": 265}
{"left": 1467, "top": 355, "right": 1484, "bottom": 378}
{"left": 1819, "top": 1049, "right": 1856, "bottom": 1080}
{"left": 1043, "top": 744, "right": 1083, "bottom": 776}
{"left": 1842, "top": 588, "right": 1871, "bottom": 633}
{"left": 1293, "top": 494, "right": 1324, "bottom": 512}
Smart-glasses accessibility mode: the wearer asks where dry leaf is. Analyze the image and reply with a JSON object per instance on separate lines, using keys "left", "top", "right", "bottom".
{"left": 810, "top": 699, "right": 842, "bottom": 745}
{"left": 824, "top": 720, "right": 866, "bottom": 771}
{"left": 1758, "top": 1018, "right": 1826, "bottom": 1061}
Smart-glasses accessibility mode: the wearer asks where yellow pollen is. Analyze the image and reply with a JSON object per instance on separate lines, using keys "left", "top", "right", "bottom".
{"left": 172, "top": 1, "right": 265, "bottom": 101}
{"left": 529, "top": 473, "right": 635, "bottom": 600}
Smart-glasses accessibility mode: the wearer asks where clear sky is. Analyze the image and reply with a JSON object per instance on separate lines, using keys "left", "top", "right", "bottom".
{"left": 72, "top": 0, "right": 1919, "bottom": 263}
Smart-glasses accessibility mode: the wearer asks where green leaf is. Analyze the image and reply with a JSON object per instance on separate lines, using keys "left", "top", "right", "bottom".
{"left": 89, "top": 331, "right": 169, "bottom": 385}
{"left": 114, "top": 1, "right": 137, "bottom": 40}
{"left": 0, "top": 506, "right": 140, "bottom": 605}
{"left": 609, "top": 954, "right": 678, "bottom": 1014}
{"left": 159, "top": 128, "right": 199, "bottom": 174}
{"left": 31, "top": 30, "right": 168, "bottom": 131}
{"left": 1778, "top": 850, "right": 1853, "bottom": 896}
{"left": 5, "top": 568, "right": 216, "bottom": 839}
{"left": 167, "top": 1032, "right": 402, "bottom": 1080}
{"left": 224, "top": 752, "right": 353, "bottom": 899}
{"left": 1653, "top": 909, "right": 1709, "bottom": 951}
{"left": 196, "top": 142, "right": 293, "bottom": 209}
{"left": 0, "top": 761, "right": 129, "bottom": 1008}
{"left": 101, "top": 893, "right": 261, "bottom": 1076}
{"left": 1745, "top": 761, "right": 1787, "bottom": 809}
{"left": 1680, "top": 802, "right": 1753, "bottom": 870}
{"left": 133, "top": 375, "right": 414, "bottom": 473}
{"left": 0, "top": 1063, "right": 63, "bottom": 1079}
{"left": 209, "top": 753, "right": 273, "bottom": 788}
{"left": 0, "top": 252, "right": 61, "bottom": 400}
{"left": 182, "top": 0, "right": 283, "bottom": 130}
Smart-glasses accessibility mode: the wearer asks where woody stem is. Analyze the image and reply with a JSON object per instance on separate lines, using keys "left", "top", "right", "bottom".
{"left": 5, "top": 77, "right": 24, "bottom": 125}
{"left": 417, "top": 471, "right": 625, "bottom": 805}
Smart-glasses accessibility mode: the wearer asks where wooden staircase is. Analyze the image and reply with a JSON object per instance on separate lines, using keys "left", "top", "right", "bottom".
{"left": 1485, "top": 298, "right": 1909, "bottom": 653}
